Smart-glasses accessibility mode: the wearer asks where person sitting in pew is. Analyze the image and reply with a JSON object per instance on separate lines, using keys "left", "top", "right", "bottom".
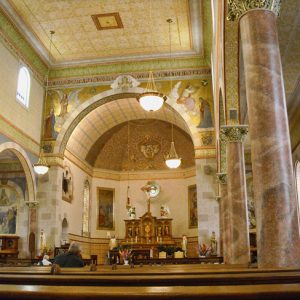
{"left": 38, "top": 254, "right": 52, "bottom": 266}
{"left": 53, "top": 242, "right": 84, "bottom": 268}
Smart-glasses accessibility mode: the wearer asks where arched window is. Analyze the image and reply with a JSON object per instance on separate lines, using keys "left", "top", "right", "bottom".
{"left": 16, "top": 66, "right": 30, "bottom": 107}
{"left": 296, "top": 161, "right": 300, "bottom": 211}
{"left": 82, "top": 180, "right": 90, "bottom": 237}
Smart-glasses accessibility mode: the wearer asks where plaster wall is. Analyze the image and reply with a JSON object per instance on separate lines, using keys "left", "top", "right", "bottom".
{"left": 0, "top": 42, "right": 44, "bottom": 143}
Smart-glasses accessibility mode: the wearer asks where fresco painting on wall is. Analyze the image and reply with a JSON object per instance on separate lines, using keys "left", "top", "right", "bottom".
{"left": 188, "top": 185, "right": 198, "bottom": 228}
{"left": 0, "top": 186, "right": 18, "bottom": 234}
{"left": 97, "top": 188, "right": 114, "bottom": 230}
{"left": 167, "top": 79, "right": 214, "bottom": 129}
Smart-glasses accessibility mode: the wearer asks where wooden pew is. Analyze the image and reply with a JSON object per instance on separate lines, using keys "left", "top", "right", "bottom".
{"left": 0, "top": 284, "right": 300, "bottom": 299}
{"left": 0, "top": 265, "right": 300, "bottom": 286}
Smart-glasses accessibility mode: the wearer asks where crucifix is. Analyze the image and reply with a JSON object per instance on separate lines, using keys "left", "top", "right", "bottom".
{"left": 141, "top": 181, "right": 160, "bottom": 214}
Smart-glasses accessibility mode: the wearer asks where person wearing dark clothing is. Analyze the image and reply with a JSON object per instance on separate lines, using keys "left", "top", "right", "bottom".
{"left": 54, "top": 242, "right": 84, "bottom": 268}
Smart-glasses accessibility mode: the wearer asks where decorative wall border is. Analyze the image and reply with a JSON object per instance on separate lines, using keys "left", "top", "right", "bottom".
{"left": 0, "top": 114, "right": 40, "bottom": 156}
{"left": 48, "top": 68, "right": 211, "bottom": 89}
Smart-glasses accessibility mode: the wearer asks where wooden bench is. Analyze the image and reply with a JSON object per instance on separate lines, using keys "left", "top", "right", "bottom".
{"left": 0, "top": 284, "right": 300, "bottom": 299}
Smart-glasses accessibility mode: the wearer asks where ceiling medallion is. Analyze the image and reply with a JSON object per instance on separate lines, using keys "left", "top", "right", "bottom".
{"left": 91, "top": 12, "right": 123, "bottom": 30}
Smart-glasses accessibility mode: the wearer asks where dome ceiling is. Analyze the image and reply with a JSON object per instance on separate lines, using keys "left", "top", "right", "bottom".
{"left": 66, "top": 97, "right": 191, "bottom": 165}
{"left": 86, "top": 119, "right": 195, "bottom": 171}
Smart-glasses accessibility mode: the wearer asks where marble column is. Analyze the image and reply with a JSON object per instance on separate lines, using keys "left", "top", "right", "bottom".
{"left": 216, "top": 173, "right": 229, "bottom": 263}
{"left": 228, "top": 0, "right": 300, "bottom": 268}
{"left": 221, "top": 125, "right": 250, "bottom": 265}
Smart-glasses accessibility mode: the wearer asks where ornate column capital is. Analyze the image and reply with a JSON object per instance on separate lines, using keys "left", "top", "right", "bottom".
{"left": 215, "top": 195, "right": 222, "bottom": 202}
{"left": 216, "top": 173, "right": 227, "bottom": 184}
{"left": 220, "top": 125, "right": 248, "bottom": 143}
{"left": 227, "top": 0, "right": 281, "bottom": 21}
{"left": 25, "top": 201, "right": 39, "bottom": 208}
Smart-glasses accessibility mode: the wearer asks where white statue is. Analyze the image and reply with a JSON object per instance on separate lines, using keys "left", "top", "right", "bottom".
{"left": 40, "top": 229, "right": 46, "bottom": 255}
{"left": 182, "top": 235, "right": 188, "bottom": 257}
{"left": 160, "top": 204, "right": 170, "bottom": 218}
{"left": 109, "top": 235, "right": 118, "bottom": 250}
{"left": 127, "top": 206, "right": 136, "bottom": 220}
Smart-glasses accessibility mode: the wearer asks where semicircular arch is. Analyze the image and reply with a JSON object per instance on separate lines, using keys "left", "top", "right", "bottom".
{"left": 54, "top": 88, "right": 198, "bottom": 156}
{"left": 0, "top": 142, "right": 36, "bottom": 203}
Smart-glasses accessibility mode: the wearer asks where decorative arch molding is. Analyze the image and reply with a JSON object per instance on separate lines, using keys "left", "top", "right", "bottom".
{"left": 0, "top": 142, "right": 36, "bottom": 203}
{"left": 53, "top": 87, "right": 196, "bottom": 156}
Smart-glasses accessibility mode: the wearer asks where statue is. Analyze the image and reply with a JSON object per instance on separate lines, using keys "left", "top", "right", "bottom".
{"left": 109, "top": 235, "right": 118, "bottom": 250}
{"left": 39, "top": 229, "right": 46, "bottom": 255}
{"left": 182, "top": 235, "right": 188, "bottom": 257}
{"left": 160, "top": 205, "right": 170, "bottom": 218}
{"left": 210, "top": 231, "right": 218, "bottom": 256}
{"left": 165, "top": 225, "right": 169, "bottom": 236}
{"left": 127, "top": 206, "right": 136, "bottom": 220}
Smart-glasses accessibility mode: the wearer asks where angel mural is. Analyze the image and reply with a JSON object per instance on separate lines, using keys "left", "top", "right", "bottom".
{"left": 168, "top": 81, "right": 214, "bottom": 129}
{"left": 49, "top": 89, "right": 82, "bottom": 133}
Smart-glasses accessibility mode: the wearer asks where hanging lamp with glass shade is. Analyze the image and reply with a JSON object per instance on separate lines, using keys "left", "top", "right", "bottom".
{"left": 165, "top": 123, "right": 181, "bottom": 169}
{"left": 138, "top": 71, "right": 166, "bottom": 112}
{"left": 33, "top": 31, "right": 55, "bottom": 175}
{"left": 137, "top": 0, "right": 165, "bottom": 112}
{"left": 164, "top": 18, "right": 181, "bottom": 169}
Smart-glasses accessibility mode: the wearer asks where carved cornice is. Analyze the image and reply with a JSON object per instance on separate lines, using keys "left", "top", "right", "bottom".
{"left": 25, "top": 201, "right": 39, "bottom": 208}
{"left": 43, "top": 154, "right": 64, "bottom": 168}
{"left": 48, "top": 68, "right": 211, "bottom": 89}
{"left": 227, "top": 0, "right": 281, "bottom": 21}
{"left": 195, "top": 147, "right": 216, "bottom": 159}
{"left": 220, "top": 125, "right": 248, "bottom": 143}
{"left": 216, "top": 172, "right": 227, "bottom": 184}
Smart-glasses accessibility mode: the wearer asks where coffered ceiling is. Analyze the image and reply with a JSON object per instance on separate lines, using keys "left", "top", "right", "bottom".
{"left": 1, "top": 0, "right": 204, "bottom": 66}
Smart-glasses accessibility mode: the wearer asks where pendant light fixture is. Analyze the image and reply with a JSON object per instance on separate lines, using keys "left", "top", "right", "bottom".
{"left": 165, "top": 123, "right": 181, "bottom": 169}
{"left": 138, "top": 71, "right": 165, "bottom": 112}
{"left": 165, "top": 19, "right": 181, "bottom": 169}
{"left": 33, "top": 31, "right": 55, "bottom": 175}
{"left": 137, "top": 0, "right": 165, "bottom": 112}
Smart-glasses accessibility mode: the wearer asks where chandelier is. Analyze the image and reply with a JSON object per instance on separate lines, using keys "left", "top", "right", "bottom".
{"left": 165, "top": 123, "right": 181, "bottom": 169}
{"left": 138, "top": 71, "right": 166, "bottom": 112}
{"left": 165, "top": 19, "right": 181, "bottom": 169}
{"left": 33, "top": 31, "right": 55, "bottom": 175}
{"left": 137, "top": 1, "right": 165, "bottom": 112}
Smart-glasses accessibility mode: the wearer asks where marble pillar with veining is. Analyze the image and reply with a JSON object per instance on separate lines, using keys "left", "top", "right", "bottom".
{"left": 236, "top": 4, "right": 300, "bottom": 268}
{"left": 221, "top": 125, "right": 250, "bottom": 265}
{"left": 216, "top": 173, "right": 229, "bottom": 263}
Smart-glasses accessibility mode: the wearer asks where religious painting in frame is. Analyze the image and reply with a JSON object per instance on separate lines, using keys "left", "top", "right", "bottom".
{"left": 188, "top": 184, "right": 198, "bottom": 228}
{"left": 97, "top": 187, "right": 115, "bottom": 230}
{"left": 0, "top": 185, "right": 18, "bottom": 235}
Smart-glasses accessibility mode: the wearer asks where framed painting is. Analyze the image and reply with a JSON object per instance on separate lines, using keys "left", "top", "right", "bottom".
{"left": 188, "top": 185, "right": 198, "bottom": 228}
{"left": 97, "top": 187, "right": 115, "bottom": 230}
